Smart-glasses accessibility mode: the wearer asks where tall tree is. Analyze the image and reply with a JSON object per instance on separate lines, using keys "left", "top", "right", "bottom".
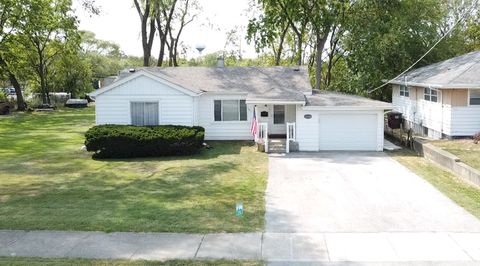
{"left": 0, "top": 0, "right": 27, "bottom": 110}
{"left": 154, "top": 0, "right": 177, "bottom": 66}
{"left": 154, "top": 0, "right": 198, "bottom": 67}
{"left": 308, "top": 0, "right": 345, "bottom": 91}
{"left": 251, "top": 0, "right": 346, "bottom": 90}
{"left": 18, "top": 0, "right": 79, "bottom": 105}
{"left": 134, "top": 0, "right": 156, "bottom": 66}
{"left": 338, "top": 0, "right": 452, "bottom": 100}
{"left": 247, "top": 2, "right": 290, "bottom": 65}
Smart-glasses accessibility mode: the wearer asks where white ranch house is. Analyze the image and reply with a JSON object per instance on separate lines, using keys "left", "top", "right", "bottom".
{"left": 389, "top": 51, "right": 480, "bottom": 139}
{"left": 89, "top": 66, "right": 392, "bottom": 153}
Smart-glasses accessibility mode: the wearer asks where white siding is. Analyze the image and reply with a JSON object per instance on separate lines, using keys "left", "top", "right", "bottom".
{"left": 296, "top": 107, "right": 320, "bottom": 151}
{"left": 296, "top": 108, "right": 384, "bottom": 151}
{"left": 95, "top": 75, "right": 195, "bottom": 126}
{"left": 197, "top": 93, "right": 252, "bottom": 140}
{"left": 392, "top": 85, "right": 480, "bottom": 137}
{"left": 450, "top": 106, "right": 480, "bottom": 136}
{"left": 392, "top": 85, "right": 445, "bottom": 139}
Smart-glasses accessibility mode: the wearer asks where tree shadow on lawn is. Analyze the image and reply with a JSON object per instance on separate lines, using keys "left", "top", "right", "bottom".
{"left": 0, "top": 159, "right": 266, "bottom": 233}
{"left": 93, "top": 141, "right": 254, "bottom": 162}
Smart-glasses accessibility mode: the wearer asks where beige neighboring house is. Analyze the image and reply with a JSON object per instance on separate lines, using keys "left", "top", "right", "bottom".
{"left": 388, "top": 51, "right": 480, "bottom": 139}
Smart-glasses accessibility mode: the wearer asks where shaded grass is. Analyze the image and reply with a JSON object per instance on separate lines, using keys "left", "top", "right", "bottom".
{"left": 0, "top": 257, "right": 264, "bottom": 266}
{"left": 431, "top": 139, "right": 480, "bottom": 171}
{"left": 0, "top": 107, "right": 268, "bottom": 233}
{"left": 388, "top": 149, "right": 480, "bottom": 219}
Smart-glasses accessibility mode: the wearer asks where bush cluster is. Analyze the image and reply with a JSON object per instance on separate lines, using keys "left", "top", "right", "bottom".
{"left": 474, "top": 132, "right": 480, "bottom": 144}
{"left": 85, "top": 125, "right": 205, "bottom": 159}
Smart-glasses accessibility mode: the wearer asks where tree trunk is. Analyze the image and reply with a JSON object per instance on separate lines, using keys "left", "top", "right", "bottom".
{"left": 134, "top": 0, "right": 155, "bottom": 67}
{"left": 155, "top": 0, "right": 177, "bottom": 67}
{"left": 156, "top": 17, "right": 167, "bottom": 67}
{"left": 9, "top": 72, "right": 26, "bottom": 110}
{"left": 140, "top": 15, "right": 150, "bottom": 66}
{"left": 0, "top": 55, "right": 27, "bottom": 110}
{"left": 315, "top": 32, "right": 328, "bottom": 91}
{"left": 157, "top": 38, "right": 166, "bottom": 67}
{"left": 37, "top": 52, "right": 49, "bottom": 105}
{"left": 275, "top": 24, "right": 289, "bottom": 66}
{"left": 296, "top": 36, "right": 303, "bottom": 66}
{"left": 326, "top": 25, "right": 340, "bottom": 88}
{"left": 173, "top": 40, "right": 179, "bottom": 67}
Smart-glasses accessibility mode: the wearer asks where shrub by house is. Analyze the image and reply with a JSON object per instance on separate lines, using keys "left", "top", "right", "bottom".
{"left": 85, "top": 125, "right": 205, "bottom": 158}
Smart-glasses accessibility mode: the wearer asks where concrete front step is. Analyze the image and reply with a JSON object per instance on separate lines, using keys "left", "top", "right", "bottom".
{"left": 268, "top": 139, "right": 287, "bottom": 153}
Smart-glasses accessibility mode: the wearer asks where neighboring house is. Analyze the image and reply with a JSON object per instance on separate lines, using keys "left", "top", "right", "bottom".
{"left": 89, "top": 65, "right": 392, "bottom": 152}
{"left": 389, "top": 51, "right": 480, "bottom": 139}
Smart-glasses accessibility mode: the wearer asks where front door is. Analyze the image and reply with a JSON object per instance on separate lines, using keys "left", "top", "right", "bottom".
{"left": 269, "top": 105, "right": 286, "bottom": 135}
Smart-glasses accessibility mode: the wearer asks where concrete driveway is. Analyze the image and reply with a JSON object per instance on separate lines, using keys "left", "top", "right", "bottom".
{"left": 266, "top": 152, "right": 480, "bottom": 233}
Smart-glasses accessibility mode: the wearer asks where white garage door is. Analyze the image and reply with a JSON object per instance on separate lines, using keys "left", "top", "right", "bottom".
{"left": 318, "top": 113, "right": 379, "bottom": 150}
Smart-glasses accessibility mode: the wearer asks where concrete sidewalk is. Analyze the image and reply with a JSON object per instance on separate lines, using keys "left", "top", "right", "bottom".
{"left": 1, "top": 230, "right": 479, "bottom": 263}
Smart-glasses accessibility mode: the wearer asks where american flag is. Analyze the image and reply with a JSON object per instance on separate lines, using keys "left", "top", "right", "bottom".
{"left": 250, "top": 107, "right": 257, "bottom": 139}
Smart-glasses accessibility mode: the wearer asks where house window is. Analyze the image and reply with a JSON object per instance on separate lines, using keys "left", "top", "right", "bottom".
{"left": 214, "top": 100, "right": 247, "bottom": 121}
{"left": 424, "top": 88, "right": 438, "bottom": 102}
{"left": 400, "top": 85, "right": 410, "bottom": 97}
{"left": 131, "top": 102, "right": 159, "bottom": 126}
{"left": 470, "top": 90, "right": 480, "bottom": 105}
{"left": 273, "top": 105, "right": 285, "bottom": 124}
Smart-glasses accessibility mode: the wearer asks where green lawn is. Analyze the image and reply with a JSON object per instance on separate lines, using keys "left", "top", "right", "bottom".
{"left": 0, "top": 107, "right": 267, "bottom": 233}
{"left": 388, "top": 149, "right": 480, "bottom": 219}
{"left": 0, "top": 257, "right": 263, "bottom": 266}
{"left": 431, "top": 139, "right": 480, "bottom": 171}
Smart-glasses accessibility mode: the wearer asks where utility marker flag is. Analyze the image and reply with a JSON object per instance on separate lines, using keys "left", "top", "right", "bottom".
{"left": 250, "top": 107, "right": 257, "bottom": 139}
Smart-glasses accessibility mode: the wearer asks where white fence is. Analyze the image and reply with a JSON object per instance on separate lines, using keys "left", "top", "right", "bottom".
{"left": 286, "top": 122, "right": 296, "bottom": 153}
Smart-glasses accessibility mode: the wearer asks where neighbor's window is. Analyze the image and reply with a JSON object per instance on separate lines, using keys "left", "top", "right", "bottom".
{"left": 131, "top": 102, "right": 159, "bottom": 126}
{"left": 470, "top": 90, "right": 480, "bottom": 105}
{"left": 424, "top": 88, "right": 438, "bottom": 102}
{"left": 273, "top": 105, "right": 285, "bottom": 124}
{"left": 400, "top": 85, "right": 410, "bottom": 97}
{"left": 214, "top": 100, "right": 247, "bottom": 121}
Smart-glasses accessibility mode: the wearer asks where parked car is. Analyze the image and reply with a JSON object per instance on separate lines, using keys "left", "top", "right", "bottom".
{"left": 3, "top": 88, "right": 15, "bottom": 95}
{"left": 0, "top": 101, "right": 14, "bottom": 115}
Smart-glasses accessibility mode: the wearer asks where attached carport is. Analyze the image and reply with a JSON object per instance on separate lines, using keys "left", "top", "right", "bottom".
{"left": 296, "top": 91, "right": 392, "bottom": 151}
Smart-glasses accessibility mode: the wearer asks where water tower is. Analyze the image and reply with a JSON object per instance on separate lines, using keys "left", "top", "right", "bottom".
{"left": 195, "top": 44, "right": 206, "bottom": 55}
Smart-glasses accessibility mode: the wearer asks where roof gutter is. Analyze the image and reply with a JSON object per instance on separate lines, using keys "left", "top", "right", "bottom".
{"left": 301, "top": 105, "right": 393, "bottom": 111}
{"left": 387, "top": 80, "right": 480, "bottom": 89}
{"left": 246, "top": 100, "right": 306, "bottom": 105}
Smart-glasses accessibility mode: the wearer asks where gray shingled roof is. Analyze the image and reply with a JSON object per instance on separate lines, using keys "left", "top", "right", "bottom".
{"left": 96, "top": 66, "right": 391, "bottom": 108}
{"left": 119, "top": 66, "right": 312, "bottom": 102}
{"left": 306, "top": 90, "right": 392, "bottom": 108}
{"left": 389, "top": 51, "right": 480, "bottom": 89}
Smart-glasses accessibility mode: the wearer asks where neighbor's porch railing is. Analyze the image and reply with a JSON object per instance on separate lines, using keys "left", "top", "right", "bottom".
{"left": 257, "top": 122, "right": 268, "bottom": 152}
{"left": 286, "top": 122, "right": 296, "bottom": 153}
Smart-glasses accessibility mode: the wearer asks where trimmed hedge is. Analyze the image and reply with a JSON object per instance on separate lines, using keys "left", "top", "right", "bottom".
{"left": 85, "top": 125, "right": 205, "bottom": 158}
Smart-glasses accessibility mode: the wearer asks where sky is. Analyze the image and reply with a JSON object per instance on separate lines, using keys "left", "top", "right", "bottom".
{"left": 73, "top": 0, "right": 258, "bottom": 59}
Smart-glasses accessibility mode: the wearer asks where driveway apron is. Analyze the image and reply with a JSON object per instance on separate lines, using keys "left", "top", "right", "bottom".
{"left": 265, "top": 152, "right": 480, "bottom": 233}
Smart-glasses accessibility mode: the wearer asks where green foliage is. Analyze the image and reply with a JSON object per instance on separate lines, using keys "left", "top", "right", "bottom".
{"left": 0, "top": 90, "right": 7, "bottom": 101}
{"left": 248, "top": 0, "right": 479, "bottom": 100}
{"left": 181, "top": 52, "right": 281, "bottom": 67}
{"left": 80, "top": 31, "right": 144, "bottom": 89}
{"left": 338, "top": 0, "right": 442, "bottom": 100}
{"left": 50, "top": 46, "right": 94, "bottom": 98}
{"left": 85, "top": 125, "right": 205, "bottom": 159}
